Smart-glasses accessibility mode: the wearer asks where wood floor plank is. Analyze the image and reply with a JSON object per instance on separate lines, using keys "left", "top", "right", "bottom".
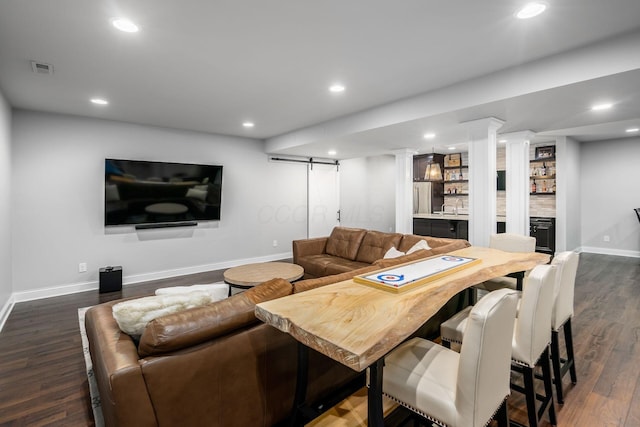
{"left": 572, "top": 393, "right": 628, "bottom": 427}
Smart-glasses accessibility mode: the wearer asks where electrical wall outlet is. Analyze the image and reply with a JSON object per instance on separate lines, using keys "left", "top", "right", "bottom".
{"left": 603, "top": 235, "right": 610, "bottom": 242}
{"left": 78, "top": 262, "right": 87, "bottom": 273}
{"left": 272, "top": 240, "right": 278, "bottom": 247}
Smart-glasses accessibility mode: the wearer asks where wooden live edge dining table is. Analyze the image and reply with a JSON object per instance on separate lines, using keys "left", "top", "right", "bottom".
{"left": 255, "top": 246, "right": 550, "bottom": 426}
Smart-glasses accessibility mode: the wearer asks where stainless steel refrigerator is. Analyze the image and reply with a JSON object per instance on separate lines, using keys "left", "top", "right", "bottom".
{"left": 413, "top": 182, "right": 432, "bottom": 214}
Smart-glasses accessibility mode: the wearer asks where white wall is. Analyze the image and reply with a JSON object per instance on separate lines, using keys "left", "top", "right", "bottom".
{"left": 580, "top": 136, "right": 640, "bottom": 257}
{"left": 11, "top": 111, "right": 307, "bottom": 299}
{"left": 556, "top": 136, "right": 581, "bottom": 252}
{"left": 340, "top": 155, "right": 395, "bottom": 232}
{"left": 0, "top": 90, "right": 12, "bottom": 322}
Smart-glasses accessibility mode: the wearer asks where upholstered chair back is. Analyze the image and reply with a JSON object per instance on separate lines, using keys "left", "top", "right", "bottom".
{"left": 489, "top": 233, "right": 536, "bottom": 253}
{"left": 550, "top": 251, "right": 579, "bottom": 331}
{"left": 512, "top": 264, "right": 556, "bottom": 366}
{"left": 457, "top": 288, "right": 519, "bottom": 427}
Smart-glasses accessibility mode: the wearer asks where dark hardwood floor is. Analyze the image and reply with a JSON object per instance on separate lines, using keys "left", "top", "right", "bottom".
{"left": 0, "top": 253, "right": 639, "bottom": 426}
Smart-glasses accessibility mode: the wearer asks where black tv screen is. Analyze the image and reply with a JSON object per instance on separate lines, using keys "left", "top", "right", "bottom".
{"left": 105, "top": 159, "right": 223, "bottom": 227}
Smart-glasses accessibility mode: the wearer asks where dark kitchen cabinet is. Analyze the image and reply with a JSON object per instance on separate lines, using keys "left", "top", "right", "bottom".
{"left": 414, "top": 153, "right": 445, "bottom": 214}
{"left": 530, "top": 217, "right": 555, "bottom": 254}
{"left": 413, "top": 218, "right": 431, "bottom": 236}
{"left": 414, "top": 153, "right": 444, "bottom": 182}
{"left": 430, "top": 219, "right": 458, "bottom": 239}
{"left": 413, "top": 218, "right": 468, "bottom": 240}
{"left": 414, "top": 218, "right": 505, "bottom": 241}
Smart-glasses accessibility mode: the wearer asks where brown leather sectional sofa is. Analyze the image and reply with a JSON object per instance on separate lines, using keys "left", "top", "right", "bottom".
{"left": 85, "top": 227, "right": 470, "bottom": 427}
{"left": 294, "top": 226, "right": 471, "bottom": 279}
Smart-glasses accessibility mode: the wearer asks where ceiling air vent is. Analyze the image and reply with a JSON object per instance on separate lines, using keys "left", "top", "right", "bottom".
{"left": 30, "top": 61, "right": 54, "bottom": 75}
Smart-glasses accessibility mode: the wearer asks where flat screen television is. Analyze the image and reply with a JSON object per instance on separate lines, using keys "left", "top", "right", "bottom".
{"left": 105, "top": 159, "right": 223, "bottom": 227}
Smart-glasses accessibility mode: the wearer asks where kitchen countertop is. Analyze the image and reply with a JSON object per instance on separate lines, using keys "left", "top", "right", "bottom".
{"left": 414, "top": 213, "right": 507, "bottom": 222}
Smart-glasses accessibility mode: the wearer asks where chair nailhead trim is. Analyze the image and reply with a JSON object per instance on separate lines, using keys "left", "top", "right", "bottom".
{"left": 382, "top": 392, "right": 508, "bottom": 427}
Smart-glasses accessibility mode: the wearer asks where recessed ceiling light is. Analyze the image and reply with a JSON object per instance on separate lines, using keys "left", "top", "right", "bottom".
{"left": 516, "top": 2, "right": 547, "bottom": 19}
{"left": 591, "top": 103, "right": 613, "bottom": 111}
{"left": 329, "top": 84, "right": 345, "bottom": 93}
{"left": 112, "top": 18, "right": 139, "bottom": 33}
{"left": 498, "top": 139, "right": 507, "bottom": 143}
{"left": 328, "top": 150, "right": 337, "bottom": 156}
{"left": 242, "top": 122, "right": 255, "bottom": 128}
{"left": 626, "top": 127, "right": 639, "bottom": 133}
{"left": 423, "top": 133, "right": 436, "bottom": 139}
{"left": 448, "top": 146, "right": 456, "bottom": 150}
{"left": 90, "top": 98, "right": 109, "bottom": 105}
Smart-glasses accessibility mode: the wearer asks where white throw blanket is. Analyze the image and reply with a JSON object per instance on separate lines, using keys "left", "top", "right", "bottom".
{"left": 155, "top": 283, "right": 229, "bottom": 300}
{"left": 112, "top": 291, "right": 213, "bottom": 337}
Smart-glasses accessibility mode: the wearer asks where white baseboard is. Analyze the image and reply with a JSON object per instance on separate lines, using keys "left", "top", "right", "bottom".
{"left": 579, "top": 246, "right": 640, "bottom": 258}
{"left": 0, "top": 294, "right": 15, "bottom": 333}
{"left": 10, "top": 251, "right": 293, "bottom": 304}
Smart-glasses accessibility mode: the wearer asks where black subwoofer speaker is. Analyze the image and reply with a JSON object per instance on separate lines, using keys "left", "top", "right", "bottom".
{"left": 99, "top": 266, "right": 122, "bottom": 293}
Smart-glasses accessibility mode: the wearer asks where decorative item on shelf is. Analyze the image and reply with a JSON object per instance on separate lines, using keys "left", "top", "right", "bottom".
{"left": 424, "top": 147, "right": 443, "bottom": 181}
{"left": 535, "top": 145, "right": 555, "bottom": 160}
{"left": 532, "top": 180, "right": 537, "bottom": 193}
{"left": 444, "top": 153, "right": 461, "bottom": 167}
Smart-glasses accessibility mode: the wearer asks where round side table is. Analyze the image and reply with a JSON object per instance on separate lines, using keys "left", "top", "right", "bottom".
{"left": 223, "top": 262, "right": 304, "bottom": 296}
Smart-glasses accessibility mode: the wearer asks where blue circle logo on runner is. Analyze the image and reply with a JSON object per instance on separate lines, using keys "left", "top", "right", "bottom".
{"left": 377, "top": 274, "right": 404, "bottom": 282}
{"left": 441, "top": 256, "right": 464, "bottom": 262}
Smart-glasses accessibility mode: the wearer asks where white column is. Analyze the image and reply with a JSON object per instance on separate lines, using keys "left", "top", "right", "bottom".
{"left": 464, "top": 118, "right": 504, "bottom": 247}
{"left": 501, "top": 131, "right": 534, "bottom": 235}
{"left": 392, "top": 148, "right": 415, "bottom": 234}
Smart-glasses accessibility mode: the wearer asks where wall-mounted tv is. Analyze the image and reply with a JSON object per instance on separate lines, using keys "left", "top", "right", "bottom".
{"left": 105, "top": 159, "right": 223, "bottom": 227}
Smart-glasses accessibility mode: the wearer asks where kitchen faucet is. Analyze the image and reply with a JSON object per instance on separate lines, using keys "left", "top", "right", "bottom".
{"left": 454, "top": 199, "right": 463, "bottom": 215}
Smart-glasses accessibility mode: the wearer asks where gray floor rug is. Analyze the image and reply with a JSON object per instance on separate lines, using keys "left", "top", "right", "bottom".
{"left": 78, "top": 307, "right": 105, "bottom": 427}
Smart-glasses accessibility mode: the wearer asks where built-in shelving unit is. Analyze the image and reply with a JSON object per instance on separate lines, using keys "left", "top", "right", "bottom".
{"left": 443, "top": 153, "right": 468, "bottom": 196}
{"left": 530, "top": 156, "right": 556, "bottom": 195}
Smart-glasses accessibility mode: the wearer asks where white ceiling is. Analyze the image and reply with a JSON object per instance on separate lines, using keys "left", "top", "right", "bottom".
{"left": 1, "top": 0, "right": 639, "bottom": 159}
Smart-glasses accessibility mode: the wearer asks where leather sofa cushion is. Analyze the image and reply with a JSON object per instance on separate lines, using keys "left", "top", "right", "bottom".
{"left": 355, "top": 231, "right": 402, "bottom": 264}
{"left": 296, "top": 254, "right": 338, "bottom": 278}
{"left": 325, "top": 227, "right": 367, "bottom": 261}
{"left": 138, "top": 278, "right": 293, "bottom": 357}
{"left": 325, "top": 258, "right": 370, "bottom": 276}
{"left": 297, "top": 254, "right": 369, "bottom": 278}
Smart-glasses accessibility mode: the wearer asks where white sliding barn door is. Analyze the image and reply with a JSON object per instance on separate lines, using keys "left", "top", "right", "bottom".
{"left": 308, "top": 163, "right": 340, "bottom": 238}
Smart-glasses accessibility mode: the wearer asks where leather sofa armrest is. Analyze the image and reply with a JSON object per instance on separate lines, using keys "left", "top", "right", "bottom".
{"left": 293, "top": 265, "right": 380, "bottom": 293}
{"left": 431, "top": 238, "right": 471, "bottom": 253}
{"left": 292, "top": 237, "right": 328, "bottom": 263}
{"left": 85, "top": 303, "right": 158, "bottom": 427}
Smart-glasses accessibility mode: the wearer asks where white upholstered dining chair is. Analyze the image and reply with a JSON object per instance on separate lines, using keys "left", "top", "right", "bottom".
{"left": 440, "top": 264, "right": 557, "bottom": 427}
{"left": 383, "top": 288, "right": 519, "bottom": 427}
{"left": 549, "top": 250, "right": 580, "bottom": 404}
{"left": 474, "top": 233, "right": 537, "bottom": 294}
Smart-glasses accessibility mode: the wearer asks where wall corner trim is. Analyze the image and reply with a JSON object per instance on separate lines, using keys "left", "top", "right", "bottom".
{"left": 0, "top": 295, "right": 16, "bottom": 333}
